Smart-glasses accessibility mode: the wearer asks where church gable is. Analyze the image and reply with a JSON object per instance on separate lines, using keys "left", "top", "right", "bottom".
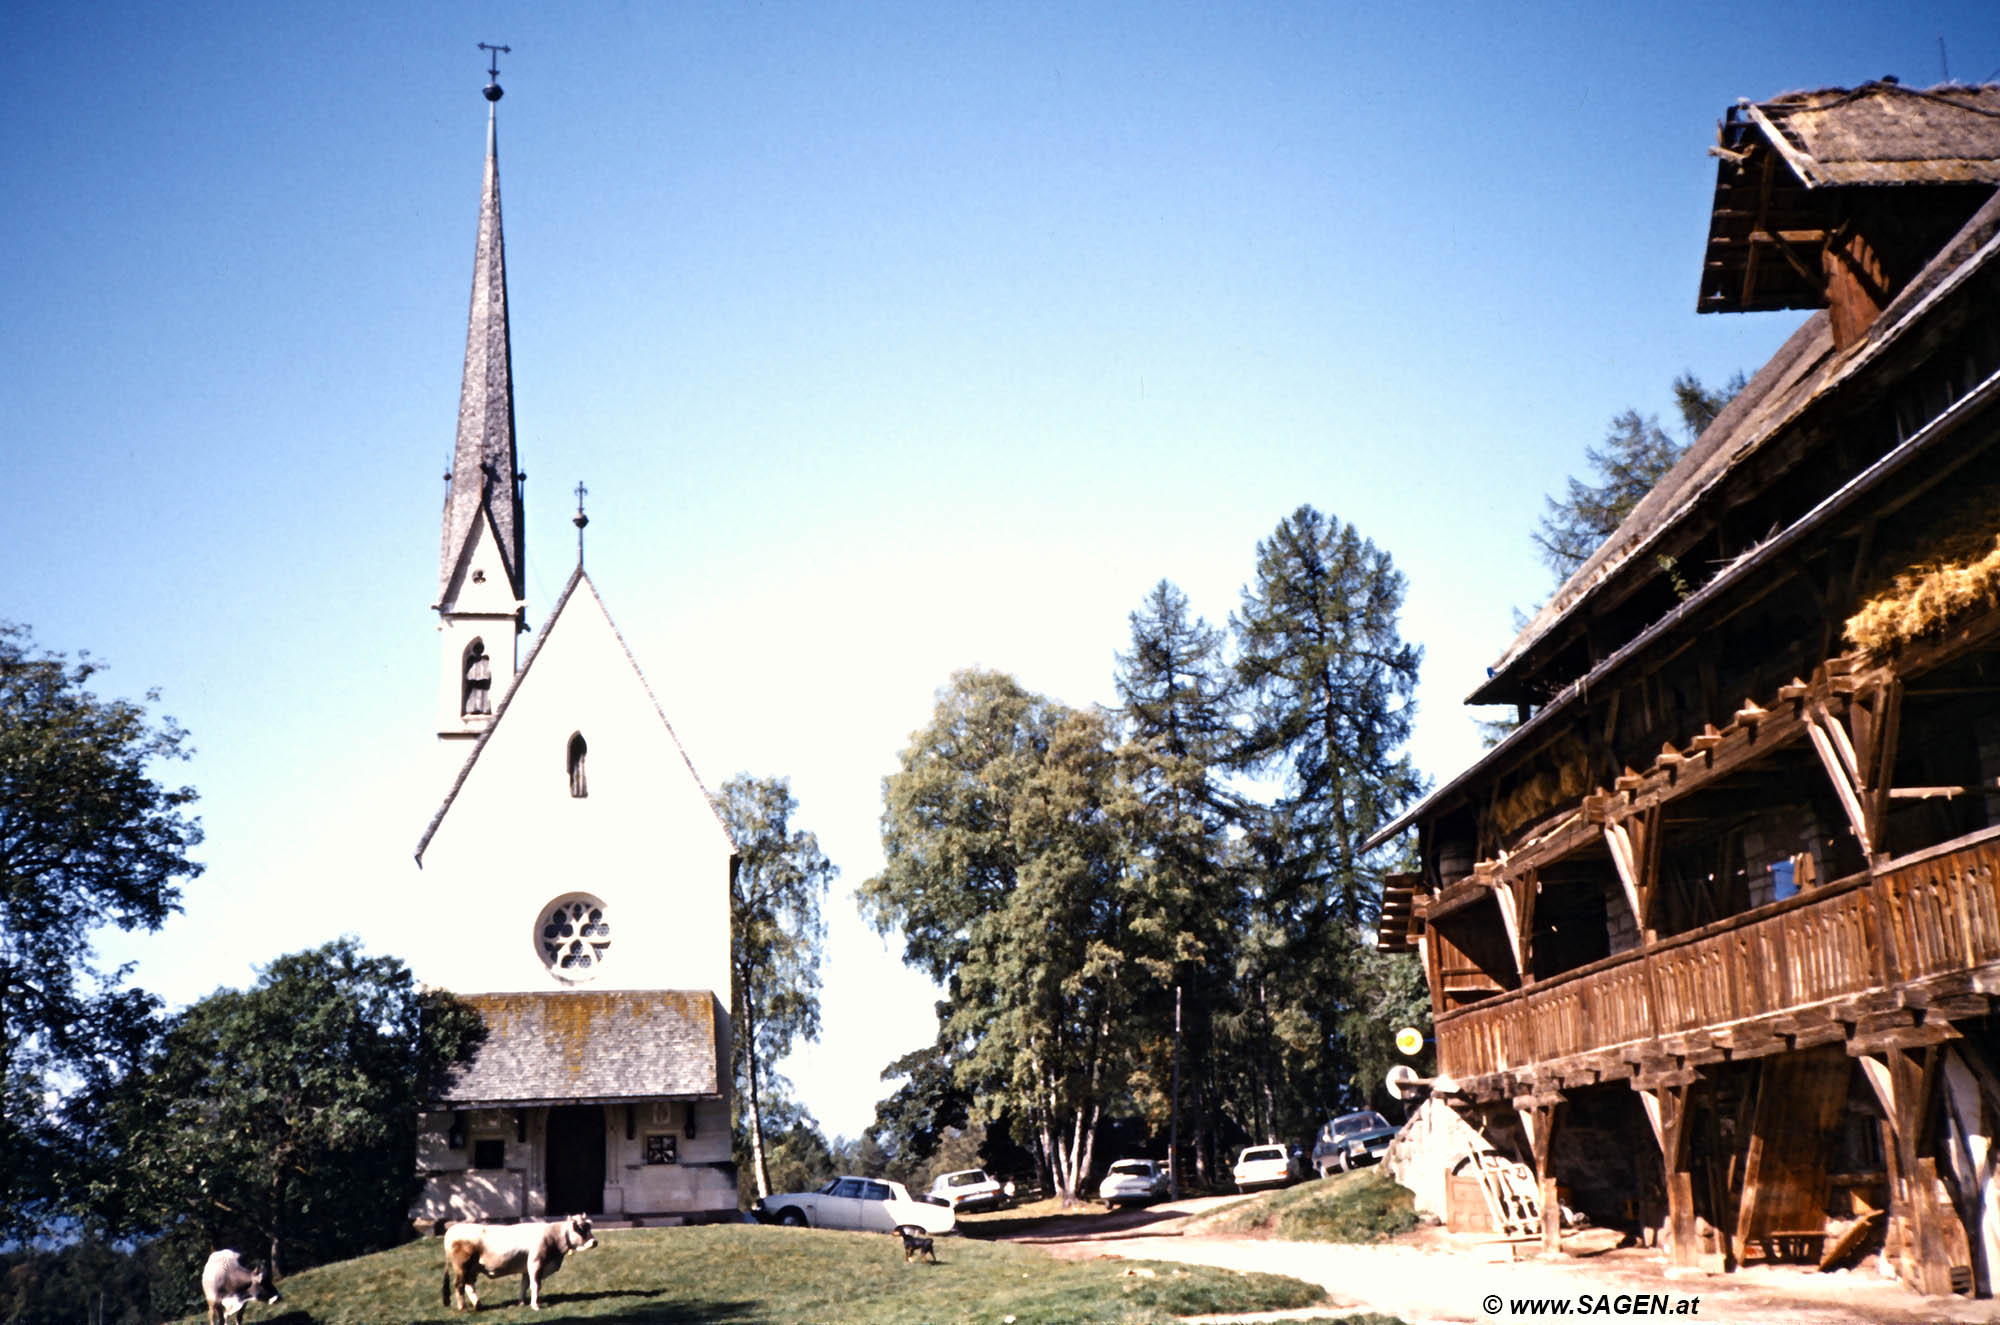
{"left": 439, "top": 506, "right": 520, "bottom": 616}
{"left": 417, "top": 568, "right": 734, "bottom": 1001}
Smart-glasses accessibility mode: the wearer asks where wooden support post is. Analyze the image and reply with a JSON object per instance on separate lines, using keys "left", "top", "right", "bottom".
{"left": 1639, "top": 1081, "right": 1700, "bottom": 1267}
{"left": 1517, "top": 1098, "right": 1564, "bottom": 1254}
{"left": 1861, "top": 1045, "right": 1968, "bottom": 1295}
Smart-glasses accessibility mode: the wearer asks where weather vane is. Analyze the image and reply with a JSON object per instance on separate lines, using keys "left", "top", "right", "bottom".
{"left": 574, "top": 481, "right": 589, "bottom": 567}
{"left": 479, "top": 42, "right": 510, "bottom": 101}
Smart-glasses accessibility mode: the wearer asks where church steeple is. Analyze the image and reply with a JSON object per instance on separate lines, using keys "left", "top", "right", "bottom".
{"left": 437, "top": 52, "right": 527, "bottom": 752}
{"left": 439, "top": 63, "right": 525, "bottom": 605}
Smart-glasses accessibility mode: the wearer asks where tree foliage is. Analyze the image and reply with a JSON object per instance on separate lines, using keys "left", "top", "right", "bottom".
{"left": 1233, "top": 505, "right": 1423, "bottom": 931}
{"left": 1112, "top": 580, "right": 1243, "bottom": 1183}
{"left": 0, "top": 622, "right": 203, "bottom": 1233}
{"left": 719, "top": 773, "right": 835, "bottom": 1199}
{"left": 864, "top": 505, "right": 1432, "bottom": 1196}
{"left": 76, "top": 939, "right": 483, "bottom": 1279}
{"left": 1533, "top": 372, "right": 1744, "bottom": 583}
{"left": 864, "top": 673, "right": 1152, "bottom": 1201}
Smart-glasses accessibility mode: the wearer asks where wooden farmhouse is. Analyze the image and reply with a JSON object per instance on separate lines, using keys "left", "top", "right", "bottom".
{"left": 1373, "top": 81, "right": 2000, "bottom": 1294}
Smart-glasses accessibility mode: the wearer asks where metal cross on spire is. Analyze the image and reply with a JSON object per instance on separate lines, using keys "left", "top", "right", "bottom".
{"left": 573, "top": 481, "right": 590, "bottom": 568}
{"left": 479, "top": 42, "right": 511, "bottom": 101}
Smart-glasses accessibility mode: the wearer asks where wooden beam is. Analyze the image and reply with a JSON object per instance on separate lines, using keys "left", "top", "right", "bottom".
{"left": 1806, "top": 702, "right": 1874, "bottom": 857}
{"left": 1604, "top": 821, "right": 1644, "bottom": 928}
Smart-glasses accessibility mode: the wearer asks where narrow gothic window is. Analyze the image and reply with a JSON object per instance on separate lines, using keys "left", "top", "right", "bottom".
{"left": 462, "top": 639, "right": 493, "bottom": 716}
{"left": 567, "top": 733, "right": 588, "bottom": 798}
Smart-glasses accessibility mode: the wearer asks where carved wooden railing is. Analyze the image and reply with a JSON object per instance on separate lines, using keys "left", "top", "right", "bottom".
{"left": 1436, "top": 827, "right": 2000, "bottom": 1082}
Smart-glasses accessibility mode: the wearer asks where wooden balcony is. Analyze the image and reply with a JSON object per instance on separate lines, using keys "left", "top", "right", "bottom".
{"left": 1435, "top": 826, "right": 2000, "bottom": 1096}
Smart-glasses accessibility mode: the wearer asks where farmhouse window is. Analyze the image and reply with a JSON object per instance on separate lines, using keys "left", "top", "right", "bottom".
{"left": 471, "top": 1138, "right": 506, "bottom": 1170}
{"left": 644, "top": 1134, "right": 677, "bottom": 1165}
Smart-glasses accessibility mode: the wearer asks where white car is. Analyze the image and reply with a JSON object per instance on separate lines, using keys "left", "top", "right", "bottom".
{"left": 1097, "top": 1158, "right": 1169, "bottom": 1208}
{"left": 1231, "top": 1143, "right": 1301, "bottom": 1191}
{"left": 927, "top": 1168, "right": 1015, "bottom": 1212}
{"left": 753, "top": 1176, "right": 956, "bottom": 1235}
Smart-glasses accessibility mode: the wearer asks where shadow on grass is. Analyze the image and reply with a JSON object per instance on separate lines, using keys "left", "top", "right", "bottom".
{"left": 974, "top": 1199, "right": 1217, "bottom": 1243}
{"left": 555, "top": 1298, "right": 761, "bottom": 1324}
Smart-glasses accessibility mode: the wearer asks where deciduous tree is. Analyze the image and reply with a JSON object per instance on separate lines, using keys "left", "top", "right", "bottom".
{"left": 719, "top": 773, "right": 835, "bottom": 1199}
{"left": 79, "top": 939, "right": 482, "bottom": 1279}
{"left": 864, "top": 672, "right": 1144, "bottom": 1202}
{"left": 0, "top": 622, "right": 202, "bottom": 1232}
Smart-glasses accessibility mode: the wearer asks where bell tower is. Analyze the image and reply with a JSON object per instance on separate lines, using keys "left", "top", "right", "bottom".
{"left": 437, "top": 52, "right": 527, "bottom": 754}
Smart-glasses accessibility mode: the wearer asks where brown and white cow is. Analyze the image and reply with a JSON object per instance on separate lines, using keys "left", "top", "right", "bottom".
{"left": 441, "top": 1213, "right": 597, "bottom": 1311}
{"left": 201, "top": 1249, "right": 282, "bottom": 1325}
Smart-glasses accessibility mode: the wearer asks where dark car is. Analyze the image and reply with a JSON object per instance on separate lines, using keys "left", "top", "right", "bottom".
{"left": 1310, "top": 1110, "right": 1400, "bottom": 1177}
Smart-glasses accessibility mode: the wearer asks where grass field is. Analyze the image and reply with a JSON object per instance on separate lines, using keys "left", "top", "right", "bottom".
{"left": 170, "top": 1222, "right": 1326, "bottom": 1324}
{"left": 1203, "top": 1167, "right": 1418, "bottom": 1244}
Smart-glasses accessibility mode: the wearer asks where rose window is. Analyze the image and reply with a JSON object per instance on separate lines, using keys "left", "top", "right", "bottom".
{"left": 536, "top": 894, "right": 611, "bottom": 981}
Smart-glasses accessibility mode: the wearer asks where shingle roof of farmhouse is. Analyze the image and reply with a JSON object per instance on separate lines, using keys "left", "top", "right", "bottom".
{"left": 1736, "top": 81, "right": 2000, "bottom": 188}
{"left": 432, "top": 990, "right": 724, "bottom": 1107}
{"left": 1363, "top": 90, "right": 2000, "bottom": 854}
{"left": 1473, "top": 188, "right": 2000, "bottom": 713}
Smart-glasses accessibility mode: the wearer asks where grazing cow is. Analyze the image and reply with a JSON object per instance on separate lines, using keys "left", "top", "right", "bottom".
{"left": 201, "top": 1249, "right": 282, "bottom": 1325}
{"left": 441, "top": 1213, "right": 597, "bottom": 1311}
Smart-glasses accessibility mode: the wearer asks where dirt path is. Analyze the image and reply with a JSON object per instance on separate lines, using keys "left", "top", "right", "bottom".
{"left": 996, "top": 1197, "right": 2000, "bottom": 1325}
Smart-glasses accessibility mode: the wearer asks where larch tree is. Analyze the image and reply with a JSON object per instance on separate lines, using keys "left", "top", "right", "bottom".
{"left": 0, "top": 622, "right": 202, "bottom": 1234}
{"left": 1112, "top": 579, "right": 1242, "bottom": 1186}
{"left": 1534, "top": 371, "right": 1744, "bottom": 583}
{"left": 1230, "top": 505, "right": 1424, "bottom": 1128}
{"left": 719, "top": 773, "right": 834, "bottom": 1200}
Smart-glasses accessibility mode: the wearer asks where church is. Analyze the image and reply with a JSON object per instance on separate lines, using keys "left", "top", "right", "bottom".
{"left": 407, "top": 64, "right": 739, "bottom": 1229}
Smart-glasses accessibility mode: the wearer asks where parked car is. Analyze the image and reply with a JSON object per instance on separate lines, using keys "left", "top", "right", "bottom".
{"left": 1231, "top": 1143, "right": 1301, "bottom": 1191}
{"left": 1096, "top": 1158, "right": 1169, "bottom": 1208}
{"left": 1310, "top": 1110, "right": 1400, "bottom": 1177}
{"left": 752, "top": 1176, "right": 956, "bottom": 1235}
{"left": 927, "top": 1167, "right": 1015, "bottom": 1212}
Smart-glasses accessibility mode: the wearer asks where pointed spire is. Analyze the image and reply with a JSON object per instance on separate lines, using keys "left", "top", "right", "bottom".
{"left": 440, "top": 75, "right": 525, "bottom": 602}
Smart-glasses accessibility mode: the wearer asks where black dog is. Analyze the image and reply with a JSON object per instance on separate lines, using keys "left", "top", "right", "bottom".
{"left": 899, "top": 1229, "right": 936, "bottom": 1264}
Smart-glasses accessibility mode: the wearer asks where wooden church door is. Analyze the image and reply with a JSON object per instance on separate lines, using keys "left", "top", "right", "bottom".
{"left": 546, "top": 1105, "right": 606, "bottom": 1215}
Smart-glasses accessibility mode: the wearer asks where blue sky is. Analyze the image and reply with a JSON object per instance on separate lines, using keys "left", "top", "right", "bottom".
{"left": 6, "top": 2, "right": 1997, "bottom": 1141}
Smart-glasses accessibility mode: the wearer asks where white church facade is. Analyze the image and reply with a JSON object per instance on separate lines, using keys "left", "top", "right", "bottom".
{"left": 408, "top": 68, "right": 738, "bottom": 1228}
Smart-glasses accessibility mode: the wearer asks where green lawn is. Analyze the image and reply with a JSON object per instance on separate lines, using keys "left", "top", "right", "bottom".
{"left": 1205, "top": 1167, "right": 1419, "bottom": 1243}
{"left": 173, "top": 1223, "right": 1325, "bottom": 1324}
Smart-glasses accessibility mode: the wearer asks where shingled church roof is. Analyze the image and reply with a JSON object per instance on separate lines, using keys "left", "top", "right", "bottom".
{"left": 433, "top": 990, "right": 724, "bottom": 1108}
